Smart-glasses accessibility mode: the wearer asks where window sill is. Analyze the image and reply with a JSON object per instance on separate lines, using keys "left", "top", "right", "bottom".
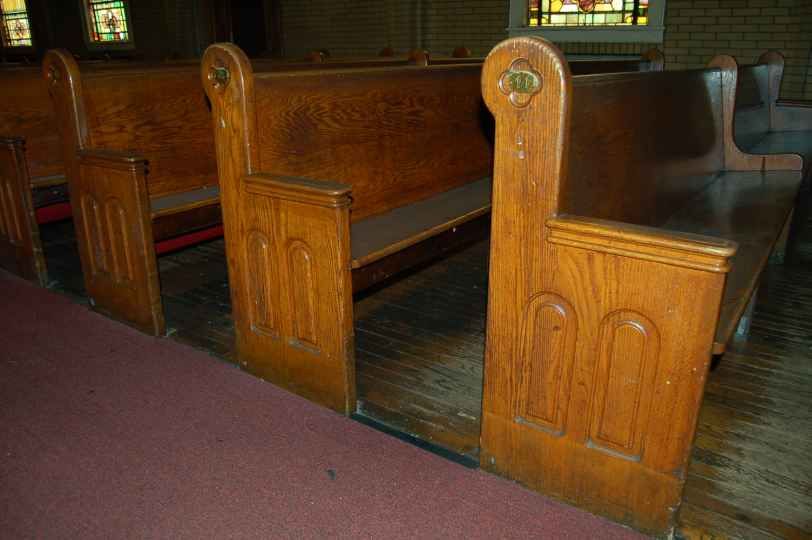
{"left": 507, "top": 25, "right": 664, "bottom": 43}
{"left": 85, "top": 41, "right": 136, "bottom": 51}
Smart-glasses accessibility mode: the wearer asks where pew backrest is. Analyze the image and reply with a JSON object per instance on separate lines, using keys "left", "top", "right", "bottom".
{"left": 43, "top": 52, "right": 217, "bottom": 198}
{"left": 562, "top": 68, "right": 724, "bottom": 225}
{"left": 250, "top": 64, "right": 492, "bottom": 220}
{"left": 0, "top": 67, "right": 63, "bottom": 179}
{"left": 735, "top": 51, "right": 783, "bottom": 145}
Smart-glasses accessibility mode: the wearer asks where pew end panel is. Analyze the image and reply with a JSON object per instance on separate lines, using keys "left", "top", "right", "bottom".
{"left": 76, "top": 149, "right": 164, "bottom": 336}
{"left": 44, "top": 49, "right": 98, "bottom": 293}
{"left": 0, "top": 136, "right": 48, "bottom": 285}
{"left": 709, "top": 55, "right": 804, "bottom": 172}
{"left": 238, "top": 173, "right": 356, "bottom": 413}
{"left": 480, "top": 36, "right": 737, "bottom": 536}
{"left": 205, "top": 44, "right": 357, "bottom": 414}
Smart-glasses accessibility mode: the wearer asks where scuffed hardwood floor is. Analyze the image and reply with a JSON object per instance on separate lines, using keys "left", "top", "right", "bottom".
{"left": 41, "top": 203, "right": 812, "bottom": 539}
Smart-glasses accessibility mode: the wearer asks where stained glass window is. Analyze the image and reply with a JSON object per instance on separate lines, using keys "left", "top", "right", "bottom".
{"left": 0, "top": 0, "right": 32, "bottom": 48}
{"left": 528, "top": 0, "right": 649, "bottom": 27}
{"left": 85, "top": 0, "right": 131, "bottom": 43}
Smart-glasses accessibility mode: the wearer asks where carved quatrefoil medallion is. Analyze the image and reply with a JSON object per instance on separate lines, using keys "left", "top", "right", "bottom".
{"left": 498, "top": 59, "right": 542, "bottom": 108}
{"left": 46, "top": 65, "right": 61, "bottom": 86}
{"left": 208, "top": 64, "right": 231, "bottom": 91}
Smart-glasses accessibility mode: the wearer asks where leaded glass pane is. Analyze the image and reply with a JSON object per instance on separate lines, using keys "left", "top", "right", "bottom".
{"left": 0, "top": 0, "right": 32, "bottom": 47}
{"left": 528, "top": 0, "right": 649, "bottom": 27}
{"left": 86, "top": 0, "right": 130, "bottom": 42}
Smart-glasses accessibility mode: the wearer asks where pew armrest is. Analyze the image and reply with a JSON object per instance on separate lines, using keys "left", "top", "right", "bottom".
{"left": 244, "top": 173, "right": 351, "bottom": 208}
{"left": 78, "top": 148, "right": 147, "bottom": 170}
{"left": 547, "top": 214, "right": 737, "bottom": 273}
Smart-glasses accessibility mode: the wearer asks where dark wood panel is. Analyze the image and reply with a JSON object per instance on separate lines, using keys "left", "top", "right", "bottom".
{"left": 564, "top": 70, "right": 725, "bottom": 225}
{"left": 253, "top": 65, "right": 493, "bottom": 221}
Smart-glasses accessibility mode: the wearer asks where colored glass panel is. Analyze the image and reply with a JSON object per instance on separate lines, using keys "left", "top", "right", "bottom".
{"left": 528, "top": 0, "right": 649, "bottom": 26}
{"left": 0, "top": 0, "right": 32, "bottom": 47}
{"left": 86, "top": 0, "right": 130, "bottom": 42}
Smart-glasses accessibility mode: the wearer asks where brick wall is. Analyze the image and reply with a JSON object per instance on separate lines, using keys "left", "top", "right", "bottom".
{"left": 281, "top": 0, "right": 414, "bottom": 57}
{"left": 663, "top": 0, "right": 812, "bottom": 100}
{"left": 278, "top": 0, "right": 810, "bottom": 98}
{"left": 420, "top": 0, "right": 509, "bottom": 56}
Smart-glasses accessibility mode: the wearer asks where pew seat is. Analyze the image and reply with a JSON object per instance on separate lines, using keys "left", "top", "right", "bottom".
{"left": 661, "top": 170, "right": 801, "bottom": 353}
{"left": 149, "top": 185, "right": 220, "bottom": 218}
{"left": 350, "top": 177, "right": 491, "bottom": 268}
{"left": 740, "top": 131, "right": 812, "bottom": 173}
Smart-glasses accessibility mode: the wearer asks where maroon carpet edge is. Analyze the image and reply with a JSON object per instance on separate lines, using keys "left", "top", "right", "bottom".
{"left": 0, "top": 270, "right": 644, "bottom": 539}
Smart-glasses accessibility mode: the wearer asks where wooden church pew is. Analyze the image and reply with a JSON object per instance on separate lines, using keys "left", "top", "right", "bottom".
{"left": 44, "top": 51, "right": 223, "bottom": 336}
{"left": 478, "top": 37, "right": 802, "bottom": 536}
{"left": 203, "top": 44, "right": 493, "bottom": 413}
{"left": 41, "top": 39, "right": 663, "bottom": 340}
{"left": 41, "top": 48, "right": 481, "bottom": 336}
{"left": 0, "top": 57, "right": 208, "bottom": 288}
{"left": 201, "top": 43, "right": 672, "bottom": 416}
{"left": 0, "top": 66, "right": 70, "bottom": 285}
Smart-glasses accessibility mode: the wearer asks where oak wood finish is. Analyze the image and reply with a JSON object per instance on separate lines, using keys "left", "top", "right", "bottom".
{"left": 203, "top": 43, "right": 494, "bottom": 414}
{"left": 0, "top": 59, "right": 176, "bottom": 285}
{"left": 0, "top": 67, "right": 66, "bottom": 284}
{"left": 43, "top": 50, "right": 224, "bottom": 335}
{"left": 0, "top": 137, "right": 46, "bottom": 283}
{"left": 43, "top": 47, "right": 486, "bottom": 335}
{"left": 480, "top": 37, "right": 802, "bottom": 536}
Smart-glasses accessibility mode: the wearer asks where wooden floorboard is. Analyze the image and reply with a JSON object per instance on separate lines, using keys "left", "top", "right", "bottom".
{"left": 39, "top": 200, "right": 812, "bottom": 539}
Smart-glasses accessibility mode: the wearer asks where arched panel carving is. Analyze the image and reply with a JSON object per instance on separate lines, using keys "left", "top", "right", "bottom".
{"left": 81, "top": 193, "right": 107, "bottom": 276}
{"left": 104, "top": 197, "right": 134, "bottom": 284}
{"left": 287, "top": 239, "right": 318, "bottom": 351}
{"left": 588, "top": 310, "right": 661, "bottom": 461}
{"left": 516, "top": 292, "right": 578, "bottom": 436}
{"left": 246, "top": 230, "right": 277, "bottom": 337}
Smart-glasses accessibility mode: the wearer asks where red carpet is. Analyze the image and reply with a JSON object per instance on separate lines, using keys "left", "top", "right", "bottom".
{"left": 0, "top": 271, "right": 643, "bottom": 539}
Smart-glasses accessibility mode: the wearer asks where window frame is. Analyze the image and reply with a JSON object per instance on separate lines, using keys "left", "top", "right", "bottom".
{"left": 0, "top": 0, "right": 35, "bottom": 51}
{"left": 79, "top": 0, "right": 135, "bottom": 51}
{"left": 507, "top": 0, "right": 665, "bottom": 43}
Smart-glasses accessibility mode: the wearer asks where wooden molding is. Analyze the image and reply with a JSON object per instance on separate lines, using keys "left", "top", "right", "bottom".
{"left": 244, "top": 173, "right": 351, "bottom": 209}
{"left": 547, "top": 214, "right": 736, "bottom": 273}
{"left": 78, "top": 149, "right": 148, "bottom": 171}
